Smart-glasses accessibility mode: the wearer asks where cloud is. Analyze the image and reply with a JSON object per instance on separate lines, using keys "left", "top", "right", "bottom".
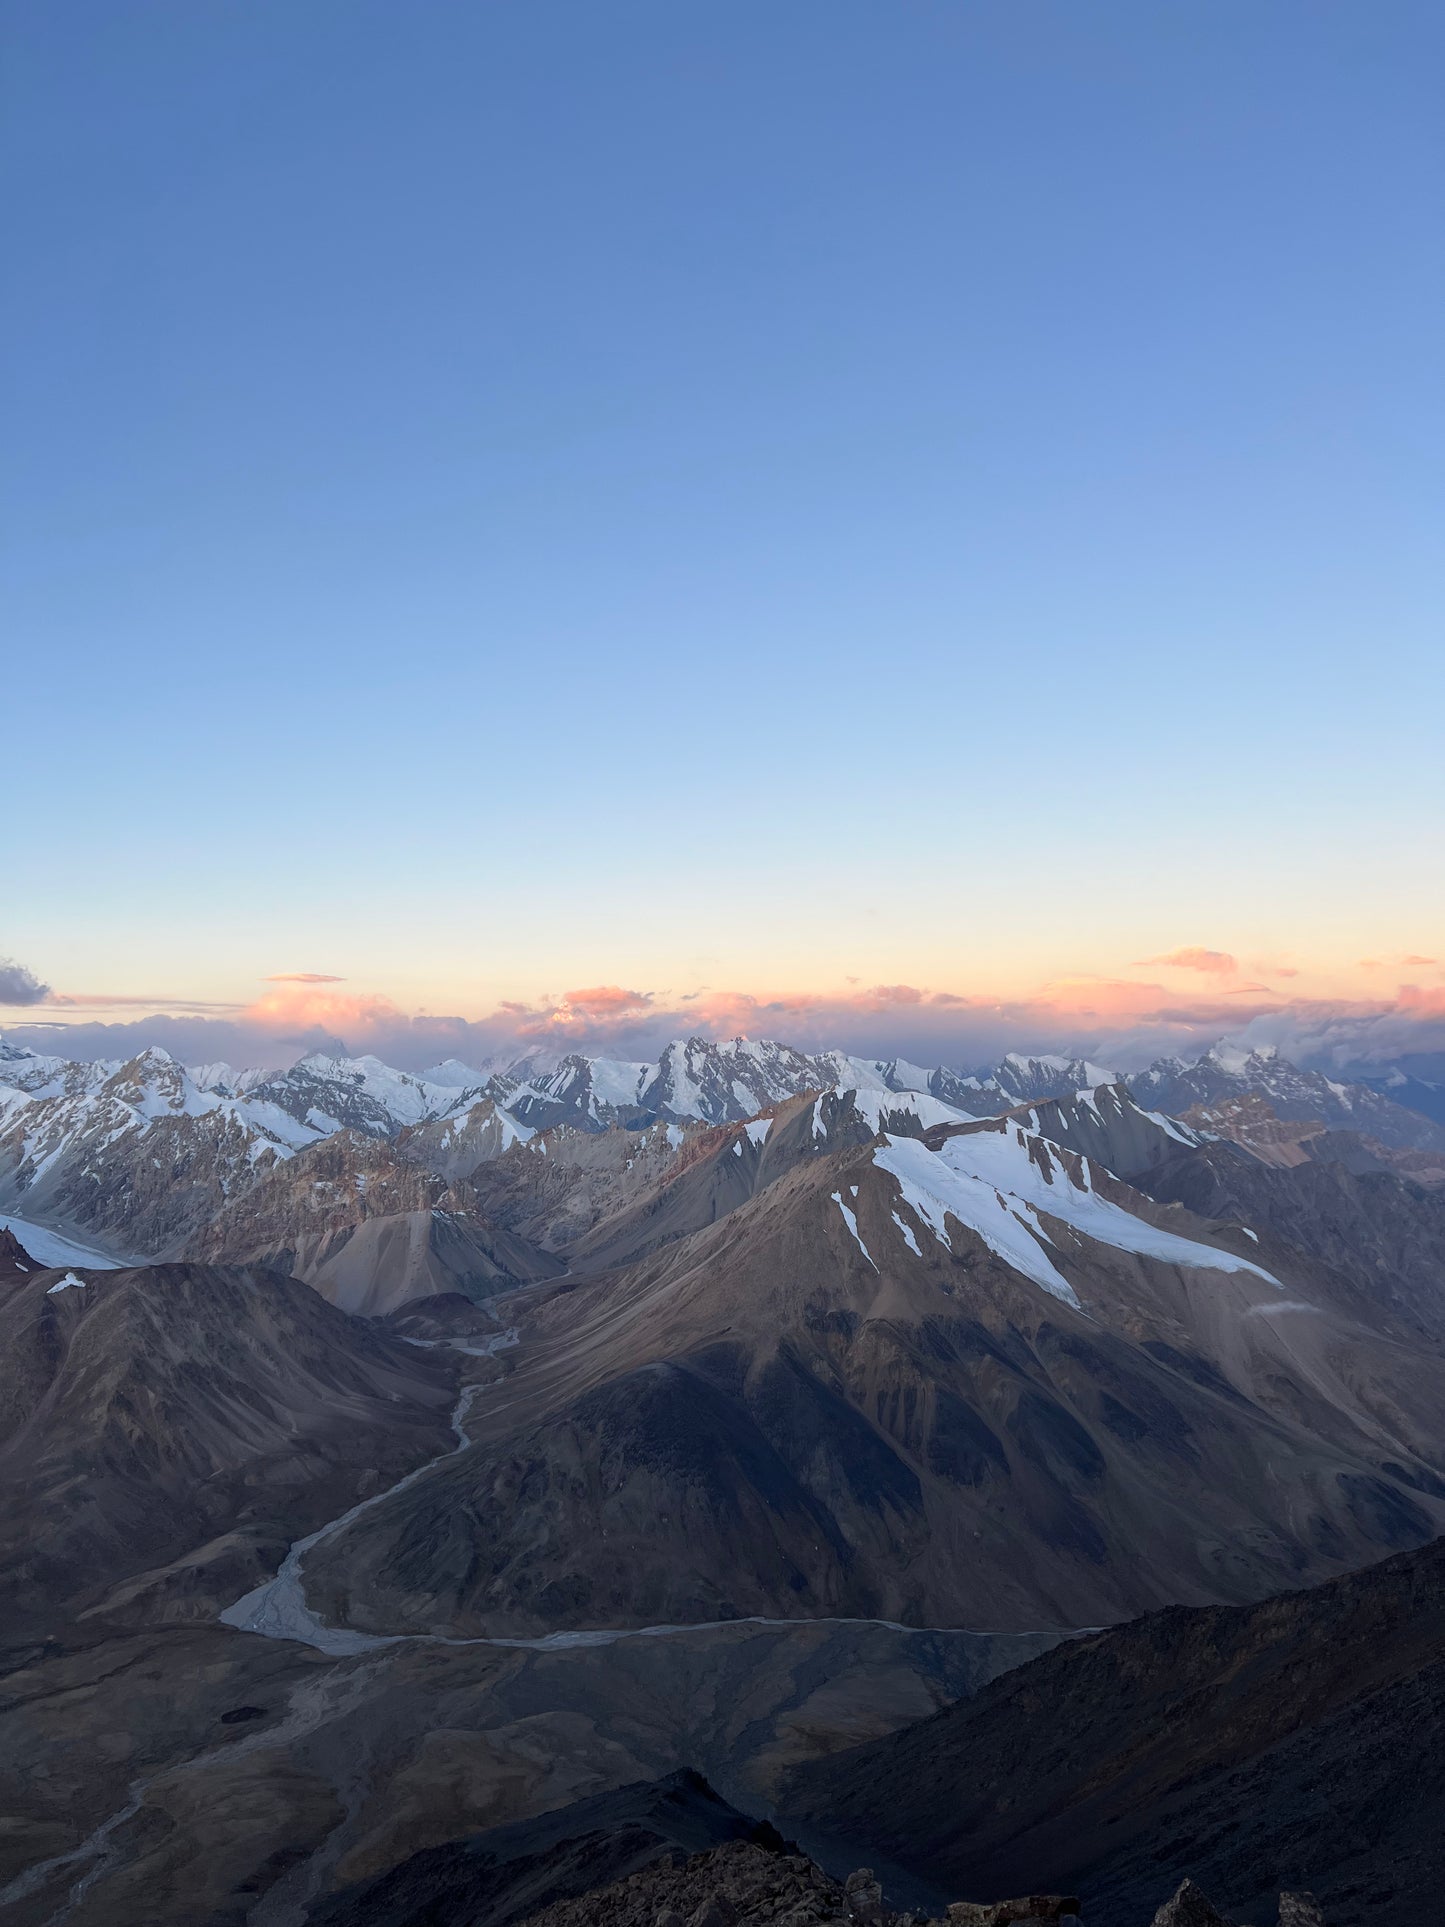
{"left": 863, "top": 983, "right": 925, "bottom": 1007}
{"left": 555, "top": 985, "right": 653, "bottom": 1018}
{"left": 1134, "top": 947, "right": 1239, "bottom": 977}
{"left": 46, "top": 993, "right": 242, "bottom": 1013}
{"left": 243, "top": 983, "right": 407, "bottom": 1035}
{"left": 266, "top": 973, "right": 346, "bottom": 984}
{"left": 504, "top": 986, "right": 656, "bottom": 1039}
{"left": 1402, "top": 954, "right": 1438, "bottom": 967}
{"left": 0, "top": 957, "right": 52, "bottom": 1006}
{"left": 9, "top": 965, "right": 1445, "bottom": 1085}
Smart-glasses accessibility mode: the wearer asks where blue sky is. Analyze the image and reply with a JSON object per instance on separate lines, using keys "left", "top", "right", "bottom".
{"left": 5, "top": 1, "right": 1442, "bottom": 1052}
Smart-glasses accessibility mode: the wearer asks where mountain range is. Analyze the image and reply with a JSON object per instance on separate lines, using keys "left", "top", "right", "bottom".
{"left": 3, "top": 1030, "right": 1441, "bottom": 1268}
{"left": 2, "top": 1025, "right": 1444, "bottom": 1924}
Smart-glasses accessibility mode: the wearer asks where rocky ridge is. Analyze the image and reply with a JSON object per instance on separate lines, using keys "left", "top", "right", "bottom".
{"left": 4, "top": 1031, "right": 1441, "bottom": 1268}
{"left": 504, "top": 1847, "right": 1325, "bottom": 1926}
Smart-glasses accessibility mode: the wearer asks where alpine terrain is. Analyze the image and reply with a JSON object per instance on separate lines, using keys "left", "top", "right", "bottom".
{"left": 1, "top": 1029, "right": 1442, "bottom": 1927}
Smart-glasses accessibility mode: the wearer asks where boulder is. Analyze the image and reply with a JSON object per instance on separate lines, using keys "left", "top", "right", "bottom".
{"left": 1277, "top": 1899, "right": 1325, "bottom": 1927}
{"left": 1149, "top": 1881, "right": 1236, "bottom": 1927}
{"left": 844, "top": 1869, "right": 886, "bottom": 1923}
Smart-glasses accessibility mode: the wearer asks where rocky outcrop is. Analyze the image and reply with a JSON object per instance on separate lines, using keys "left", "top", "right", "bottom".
{"left": 1144, "top": 1880, "right": 1322, "bottom": 1926}
{"left": 943, "top": 1900, "right": 1080, "bottom": 1927}
{"left": 507, "top": 1840, "right": 943, "bottom": 1927}
{"left": 508, "top": 1842, "right": 1313, "bottom": 1927}
{"left": 1148, "top": 1882, "right": 1234, "bottom": 1926}
{"left": 1276, "top": 1899, "right": 1325, "bottom": 1927}
{"left": 0, "top": 1226, "right": 35, "bottom": 1280}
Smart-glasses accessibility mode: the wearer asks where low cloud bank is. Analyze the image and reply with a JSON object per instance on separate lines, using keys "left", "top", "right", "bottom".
{"left": 5, "top": 974, "right": 1444, "bottom": 1082}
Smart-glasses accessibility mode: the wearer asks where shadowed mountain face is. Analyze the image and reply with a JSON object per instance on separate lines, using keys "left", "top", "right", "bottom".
{"left": 0, "top": 1252, "right": 459, "bottom": 1625}
{"left": 1126, "top": 1136, "right": 1445, "bottom": 1344}
{"left": 304, "top": 1769, "right": 788, "bottom": 1927}
{"left": 300, "top": 1106, "right": 1445, "bottom": 1640}
{"left": 783, "top": 1534, "right": 1445, "bottom": 1927}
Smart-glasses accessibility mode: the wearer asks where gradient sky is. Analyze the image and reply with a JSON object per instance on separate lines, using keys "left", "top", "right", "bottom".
{"left": 6, "top": 2, "right": 1443, "bottom": 1064}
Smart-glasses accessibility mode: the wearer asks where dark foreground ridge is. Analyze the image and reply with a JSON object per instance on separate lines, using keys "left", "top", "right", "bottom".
{"left": 504, "top": 1835, "right": 1324, "bottom": 1927}
{"left": 308, "top": 1770, "right": 1326, "bottom": 1927}
{"left": 785, "top": 1535, "right": 1445, "bottom": 1926}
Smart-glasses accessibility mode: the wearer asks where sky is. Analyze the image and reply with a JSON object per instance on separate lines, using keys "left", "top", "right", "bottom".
{"left": 5, "top": 1, "right": 1443, "bottom": 1072}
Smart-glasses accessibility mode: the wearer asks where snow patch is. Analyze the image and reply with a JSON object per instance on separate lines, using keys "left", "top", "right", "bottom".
{"left": 831, "top": 1191, "right": 876, "bottom": 1269}
{"left": 891, "top": 1211, "right": 922, "bottom": 1256}
{"left": 874, "top": 1123, "right": 1284, "bottom": 1307}
{"left": 0, "top": 1215, "right": 125, "bottom": 1270}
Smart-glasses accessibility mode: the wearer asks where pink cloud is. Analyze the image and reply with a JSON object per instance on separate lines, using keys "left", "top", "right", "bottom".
{"left": 266, "top": 972, "right": 346, "bottom": 984}
{"left": 509, "top": 985, "right": 656, "bottom": 1037}
{"left": 863, "top": 983, "right": 926, "bottom": 1007}
{"left": 1134, "top": 947, "right": 1239, "bottom": 977}
{"left": 1398, "top": 983, "right": 1445, "bottom": 1017}
{"left": 12, "top": 972, "right": 1445, "bottom": 1084}
{"left": 243, "top": 983, "right": 407, "bottom": 1035}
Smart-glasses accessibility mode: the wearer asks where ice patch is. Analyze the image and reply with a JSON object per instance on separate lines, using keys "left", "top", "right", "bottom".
{"left": 46, "top": 1270, "right": 87, "bottom": 1294}
{"left": 831, "top": 1191, "right": 877, "bottom": 1269}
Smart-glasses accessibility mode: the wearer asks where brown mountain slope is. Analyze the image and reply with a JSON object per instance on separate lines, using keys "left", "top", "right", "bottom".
{"left": 188, "top": 1131, "right": 562, "bottom": 1315}
{"left": 301, "top": 1118, "right": 1445, "bottom": 1639}
{"left": 783, "top": 1533, "right": 1445, "bottom": 1927}
{"left": 0, "top": 1260, "right": 459, "bottom": 1625}
{"left": 461, "top": 1114, "right": 713, "bottom": 1256}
